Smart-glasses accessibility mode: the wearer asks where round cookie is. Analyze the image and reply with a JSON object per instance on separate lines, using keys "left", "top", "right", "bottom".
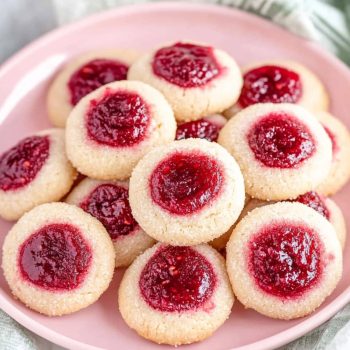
{"left": 66, "top": 80, "right": 176, "bottom": 180}
{"left": 316, "top": 112, "right": 350, "bottom": 195}
{"left": 2, "top": 202, "right": 115, "bottom": 316}
{"left": 129, "top": 138, "right": 245, "bottom": 246}
{"left": 66, "top": 178, "right": 155, "bottom": 267}
{"left": 176, "top": 114, "right": 227, "bottom": 142}
{"left": 218, "top": 103, "right": 332, "bottom": 200}
{"left": 128, "top": 41, "right": 242, "bottom": 121}
{"left": 118, "top": 243, "right": 233, "bottom": 345}
{"left": 226, "top": 202, "right": 342, "bottom": 320}
{"left": 224, "top": 60, "right": 329, "bottom": 118}
{"left": 0, "top": 129, "right": 77, "bottom": 221}
{"left": 47, "top": 49, "right": 140, "bottom": 127}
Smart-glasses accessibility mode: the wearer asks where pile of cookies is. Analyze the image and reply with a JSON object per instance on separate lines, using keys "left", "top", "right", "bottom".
{"left": 1, "top": 41, "right": 350, "bottom": 346}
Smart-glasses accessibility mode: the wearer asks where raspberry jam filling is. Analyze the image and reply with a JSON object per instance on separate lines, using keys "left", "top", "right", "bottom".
{"left": 80, "top": 184, "right": 138, "bottom": 240}
{"left": 0, "top": 136, "right": 49, "bottom": 192}
{"left": 176, "top": 119, "right": 220, "bottom": 142}
{"left": 249, "top": 222, "right": 322, "bottom": 298}
{"left": 152, "top": 42, "right": 222, "bottom": 88}
{"left": 68, "top": 58, "right": 128, "bottom": 105}
{"left": 323, "top": 125, "right": 339, "bottom": 155}
{"left": 247, "top": 112, "right": 315, "bottom": 168}
{"left": 239, "top": 65, "right": 302, "bottom": 108}
{"left": 19, "top": 223, "right": 92, "bottom": 291}
{"left": 150, "top": 151, "right": 224, "bottom": 215}
{"left": 139, "top": 246, "right": 216, "bottom": 312}
{"left": 86, "top": 90, "right": 150, "bottom": 147}
{"left": 293, "top": 191, "right": 330, "bottom": 220}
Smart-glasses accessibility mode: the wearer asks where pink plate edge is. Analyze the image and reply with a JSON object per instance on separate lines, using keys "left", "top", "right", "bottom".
{"left": 1, "top": 2, "right": 350, "bottom": 350}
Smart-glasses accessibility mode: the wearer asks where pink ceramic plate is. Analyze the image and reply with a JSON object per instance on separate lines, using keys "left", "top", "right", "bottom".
{"left": 0, "top": 2, "right": 350, "bottom": 350}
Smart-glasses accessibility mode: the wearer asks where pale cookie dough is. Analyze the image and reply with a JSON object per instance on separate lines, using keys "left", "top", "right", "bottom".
{"left": 128, "top": 41, "right": 242, "bottom": 121}
{"left": 226, "top": 202, "right": 342, "bottom": 320}
{"left": 66, "top": 178, "right": 155, "bottom": 267}
{"left": 218, "top": 103, "right": 332, "bottom": 200}
{"left": 224, "top": 60, "right": 329, "bottom": 118}
{"left": 317, "top": 111, "right": 350, "bottom": 195}
{"left": 129, "top": 138, "right": 245, "bottom": 246}
{"left": 2, "top": 203, "right": 115, "bottom": 316}
{"left": 118, "top": 243, "right": 234, "bottom": 345}
{"left": 0, "top": 129, "right": 76, "bottom": 221}
{"left": 47, "top": 49, "right": 140, "bottom": 127}
{"left": 65, "top": 80, "right": 176, "bottom": 180}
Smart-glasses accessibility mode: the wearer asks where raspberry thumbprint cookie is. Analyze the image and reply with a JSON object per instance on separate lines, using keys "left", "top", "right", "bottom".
{"left": 129, "top": 138, "right": 245, "bottom": 245}
{"left": 47, "top": 49, "right": 140, "bottom": 127}
{"left": 226, "top": 202, "right": 342, "bottom": 319}
{"left": 0, "top": 129, "right": 76, "bottom": 221}
{"left": 65, "top": 80, "right": 176, "bottom": 180}
{"left": 66, "top": 178, "right": 155, "bottom": 267}
{"left": 2, "top": 203, "right": 115, "bottom": 316}
{"left": 118, "top": 243, "right": 233, "bottom": 345}
{"left": 316, "top": 112, "right": 350, "bottom": 196}
{"left": 218, "top": 103, "right": 332, "bottom": 200}
{"left": 224, "top": 60, "right": 329, "bottom": 118}
{"left": 128, "top": 41, "right": 242, "bottom": 121}
{"left": 176, "top": 114, "right": 227, "bottom": 142}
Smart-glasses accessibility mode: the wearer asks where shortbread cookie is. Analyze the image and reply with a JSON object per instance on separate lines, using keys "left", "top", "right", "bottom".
{"left": 128, "top": 41, "right": 242, "bottom": 121}
{"left": 226, "top": 202, "right": 342, "bottom": 320}
{"left": 119, "top": 243, "right": 233, "bottom": 345}
{"left": 218, "top": 103, "right": 332, "bottom": 200}
{"left": 176, "top": 114, "right": 227, "bottom": 142}
{"left": 129, "top": 138, "right": 245, "bottom": 245}
{"left": 0, "top": 129, "right": 76, "bottom": 221}
{"left": 66, "top": 80, "right": 176, "bottom": 180}
{"left": 47, "top": 49, "right": 140, "bottom": 127}
{"left": 2, "top": 203, "right": 115, "bottom": 316}
{"left": 224, "top": 61, "right": 329, "bottom": 118}
{"left": 66, "top": 178, "right": 155, "bottom": 267}
{"left": 316, "top": 112, "right": 350, "bottom": 195}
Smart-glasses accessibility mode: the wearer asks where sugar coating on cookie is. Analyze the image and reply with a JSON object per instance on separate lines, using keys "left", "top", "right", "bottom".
{"left": 224, "top": 60, "right": 329, "bottom": 118}
{"left": 129, "top": 138, "right": 245, "bottom": 245}
{"left": 316, "top": 112, "right": 350, "bottom": 195}
{"left": 66, "top": 80, "right": 176, "bottom": 180}
{"left": 0, "top": 129, "right": 77, "bottom": 221}
{"left": 218, "top": 103, "right": 332, "bottom": 200}
{"left": 2, "top": 203, "right": 115, "bottom": 316}
{"left": 128, "top": 41, "right": 242, "bottom": 121}
{"left": 47, "top": 49, "right": 141, "bottom": 127}
{"left": 176, "top": 114, "right": 227, "bottom": 142}
{"left": 66, "top": 178, "right": 155, "bottom": 267}
{"left": 118, "top": 243, "right": 233, "bottom": 345}
{"left": 226, "top": 202, "right": 342, "bottom": 320}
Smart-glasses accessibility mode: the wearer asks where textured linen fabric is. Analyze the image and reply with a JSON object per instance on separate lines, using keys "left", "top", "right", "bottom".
{"left": 1, "top": 1, "right": 350, "bottom": 349}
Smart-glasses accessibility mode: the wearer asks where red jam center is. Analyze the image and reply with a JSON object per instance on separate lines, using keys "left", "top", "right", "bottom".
{"left": 152, "top": 42, "right": 221, "bottom": 88}
{"left": 80, "top": 184, "right": 138, "bottom": 240}
{"left": 176, "top": 119, "right": 220, "bottom": 142}
{"left": 86, "top": 90, "right": 150, "bottom": 147}
{"left": 238, "top": 65, "right": 302, "bottom": 108}
{"left": 249, "top": 222, "right": 322, "bottom": 298}
{"left": 139, "top": 246, "right": 216, "bottom": 312}
{"left": 19, "top": 224, "right": 92, "bottom": 291}
{"left": 323, "top": 125, "right": 339, "bottom": 155}
{"left": 247, "top": 113, "right": 315, "bottom": 168}
{"left": 293, "top": 191, "right": 330, "bottom": 220}
{"left": 68, "top": 58, "right": 129, "bottom": 105}
{"left": 150, "top": 152, "right": 224, "bottom": 215}
{"left": 0, "top": 136, "right": 49, "bottom": 192}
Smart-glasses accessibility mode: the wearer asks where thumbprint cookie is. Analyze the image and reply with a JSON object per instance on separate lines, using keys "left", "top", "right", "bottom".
{"left": 129, "top": 138, "right": 245, "bottom": 245}
{"left": 118, "top": 243, "right": 233, "bottom": 345}
{"left": 2, "top": 203, "right": 115, "bottom": 316}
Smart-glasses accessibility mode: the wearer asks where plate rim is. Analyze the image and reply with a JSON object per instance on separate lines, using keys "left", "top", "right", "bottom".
{"left": 1, "top": 2, "right": 350, "bottom": 350}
